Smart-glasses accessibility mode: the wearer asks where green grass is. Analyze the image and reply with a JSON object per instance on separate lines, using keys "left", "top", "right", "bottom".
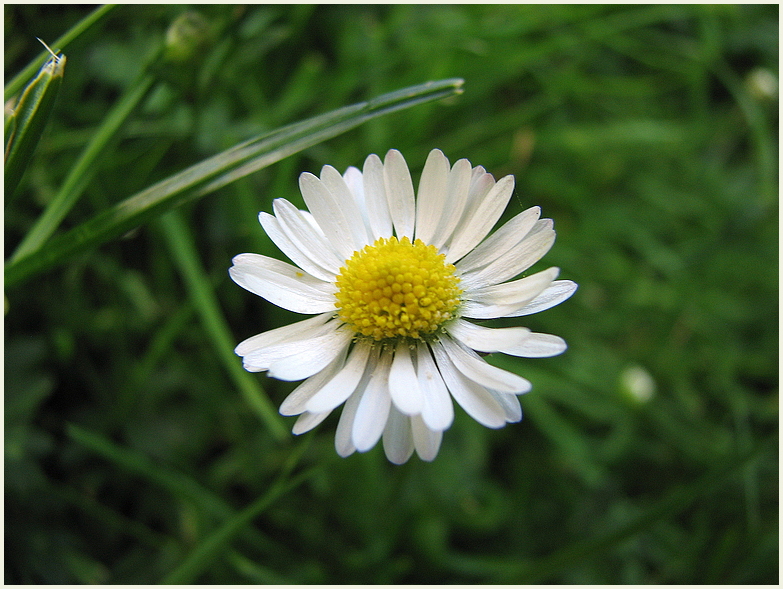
{"left": 5, "top": 4, "right": 778, "bottom": 584}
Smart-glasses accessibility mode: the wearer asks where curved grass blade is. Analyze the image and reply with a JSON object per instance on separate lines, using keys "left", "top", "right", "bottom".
{"left": 4, "top": 78, "right": 464, "bottom": 288}
{"left": 4, "top": 53, "right": 66, "bottom": 202}
{"left": 4, "top": 4, "right": 115, "bottom": 101}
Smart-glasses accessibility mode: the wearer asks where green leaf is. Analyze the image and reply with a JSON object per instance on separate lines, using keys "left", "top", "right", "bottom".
{"left": 4, "top": 54, "right": 66, "bottom": 202}
{"left": 4, "top": 77, "right": 464, "bottom": 288}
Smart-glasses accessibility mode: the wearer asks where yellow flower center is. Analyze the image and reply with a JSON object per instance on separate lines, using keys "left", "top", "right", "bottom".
{"left": 334, "top": 236, "right": 462, "bottom": 341}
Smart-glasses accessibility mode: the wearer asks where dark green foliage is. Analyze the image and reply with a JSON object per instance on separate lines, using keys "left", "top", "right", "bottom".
{"left": 5, "top": 4, "right": 777, "bottom": 583}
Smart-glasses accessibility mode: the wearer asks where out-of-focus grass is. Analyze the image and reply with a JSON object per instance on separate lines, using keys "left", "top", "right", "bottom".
{"left": 5, "top": 4, "right": 777, "bottom": 584}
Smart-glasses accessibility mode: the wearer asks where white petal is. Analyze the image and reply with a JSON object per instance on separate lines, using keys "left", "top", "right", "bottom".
{"left": 439, "top": 336, "right": 532, "bottom": 394}
{"left": 429, "top": 158, "right": 472, "bottom": 250}
{"left": 382, "top": 407, "right": 415, "bottom": 464}
{"left": 320, "top": 165, "right": 371, "bottom": 248}
{"left": 344, "top": 166, "right": 375, "bottom": 240}
{"left": 342, "top": 166, "right": 364, "bottom": 202}
{"left": 305, "top": 340, "right": 373, "bottom": 413}
{"left": 431, "top": 343, "right": 507, "bottom": 428}
{"left": 388, "top": 340, "right": 424, "bottom": 415}
{"left": 456, "top": 206, "right": 541, "bottom": 276}
{"left": 451, "top": 168, "right": 495, "bottom": 242}
{"left": 272, "top": 199, "right": 343, "bottom": 276}
{"left": 461, "top": 267, "right": 559, "bottom": 319}
{"left": 241, "top": 318, "right": 338, "bottom": 371}
{"left": 505, "top": 280, "right": 578, "bottom": 317}
{"left": 235, "top": 312, "right": 332, "bottom": 357}
{"left": 446, "top": 319, "right": 531, "bottom": 353}
{"left": 299, "top": 172, "right": 358, "bottom": 260}
{"left": 411, "top": 414, "right": 442, "bottom": 461}
{"left": 352, "top": 350, "right": 393, "bottom": 452}
{"left": 362, "top": 154, "right": 393, "bottom": 239}
{"left": 416, "top": 341, "right": 454, "bottom": 431}
{"left": 445, "top": 174, "right": 516, "bottom": 264}
{"left": 279, "top": 343, "right": 347, "bottom": 415}
{"left": 489, "top": 389, "right": 523, "bottom": 423}
{"left": 335, "top": 382, "right": 364, "bottom": 458}
{"left": 463, "top": 219, "right": 555, "bottom": 288}
{"left": 265, "top": 325, "right": 353, "bottom": 381}
{"left": 501, "top": 332, "right": 568, "bottom": 358}
{"left": 414, "top": 149, "right": 450, "bottom": 245}
{"left": 229, "top": 253, "right": 336, "bottom": 314}
{"left": 469, "top": 267, "right": 559, "bottom": 306}
{"left": 383, "top": 149, "right": 415, "bottom": 238}
{"left": 259, "top": 212, "right": 335, "bottom": 282}
{"left": 292, "top": 410, "right": 331, "bottom": 435}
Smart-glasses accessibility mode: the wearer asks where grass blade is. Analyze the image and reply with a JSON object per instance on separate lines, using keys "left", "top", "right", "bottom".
{"left": 10, "top": 73, "right": 157, "bottom": 261}
{"left": 160, "top": 210, "right": 288, "bottom": 440}
{"left": 4, "top": 53, "right": 66, "bottom": 202}
{"left": 4, "top": 78, "right": 464, "bottom": 288}
{"left": 161, "top": 438, "right": 316, "bottom": 584}
{"left": 66, "top": 423, "right": 286, "bottom": 554}
{"left": 4, "top": 4, "right": 115, "bottom": 101}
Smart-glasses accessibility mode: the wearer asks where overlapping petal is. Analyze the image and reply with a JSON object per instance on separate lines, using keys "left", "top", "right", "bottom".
{"left": 459, "top": 219, "right": 556, "bottom": 288}
{"left": 258, "top": 212, "right": 334, "bottom": 282}
{"left": 299, "top": 172, "right": 361, "bottom": 260}
{"left": 430, "top": 343, "right": 507, "bottom": 429}
{"left": 445, "top": 174, "right": 515, "bottom": 263}
{"left": 229, "top": 253, "right": 336, "bottom": 314}
{"left": 382, "top": 407, "right": 415, "bottom": 465}
{"left": 383, "top": 149, "right": 416, "bottom": 238}
{"left": 362, "top": 153, "right": 394, "bottom": 239}
{"left": 305, "top": 340, "right": 373, "bottom": 413}
{"left": 445, "top": 319, "right": 531, "bottom": 353}
{"left": 456, "top": 206, "right": 540, "bottom": 276}
{"left": 414, "top": 149, "right": 450, "bottom": 245}
{"left": 428, "top": 158, "right": 473, "bottom": 250}
{"left": 389, "top": 340, "right": 424, "bottom": 415}
{"left": 416, "top": 341, "right": 454, "bottom": 431}
{"left": 439, "top": 335, "right": 532, "bottom": 394}
{"left": 352, "top": 350, "right": 393, "bottom": 452}
{"left": 271, "top": 198, "right": 343, "bottom": 276}
{"left": 461, "top": 267, "right": 559, "bottom": 319}
{"left": 505, "top": 280, "right": 578, "bottom": 317}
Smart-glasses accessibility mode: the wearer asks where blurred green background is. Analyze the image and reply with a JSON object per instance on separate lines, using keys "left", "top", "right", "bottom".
{"left": 5, "top": 4, "right": 778, "bottom": 584}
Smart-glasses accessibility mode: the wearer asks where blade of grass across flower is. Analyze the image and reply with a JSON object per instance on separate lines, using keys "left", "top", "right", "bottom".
{"left": 160, "top": 210, "right": 287, "bottom": 440}
{"left": 4, "top": 52, "right": 66, "bottom": 203}
{"left": 4, "top": 78, "right": 464, "bottom": 288}
{"left": 4, "top": 4, "right": 115, "bottom": 101}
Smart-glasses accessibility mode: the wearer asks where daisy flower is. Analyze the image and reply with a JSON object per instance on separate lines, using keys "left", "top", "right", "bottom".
{"left": 230, "top": 149, "right": 577, "bottom": 464}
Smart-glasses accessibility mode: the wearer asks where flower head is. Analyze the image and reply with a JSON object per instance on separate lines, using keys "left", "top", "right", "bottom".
{"left": 230, "top": 149, "right": 577, "bottom": 463}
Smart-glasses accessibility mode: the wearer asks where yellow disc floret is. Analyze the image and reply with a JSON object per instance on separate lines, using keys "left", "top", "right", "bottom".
{"left": 334, "top": 236, "right": 462, "bottom": 341}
